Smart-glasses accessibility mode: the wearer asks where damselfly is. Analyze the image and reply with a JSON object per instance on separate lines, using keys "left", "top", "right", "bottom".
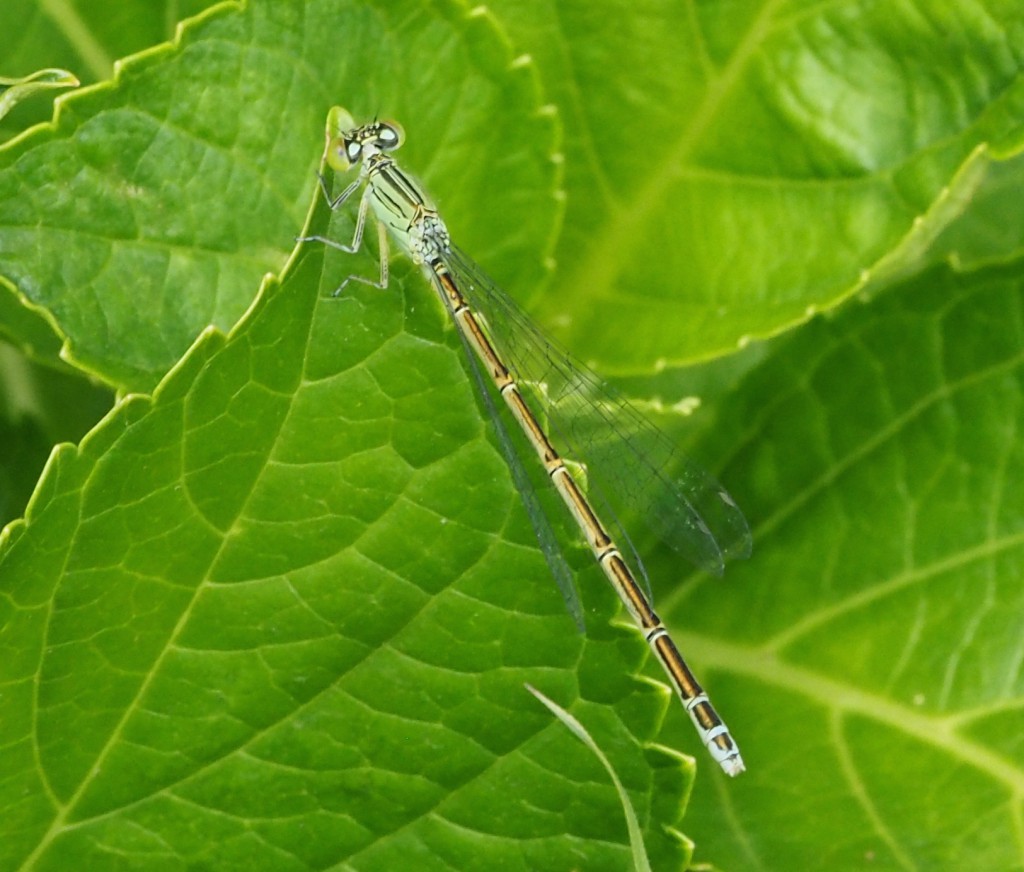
{"left": 301, "top": 107, "right": 752, "bottom": 776}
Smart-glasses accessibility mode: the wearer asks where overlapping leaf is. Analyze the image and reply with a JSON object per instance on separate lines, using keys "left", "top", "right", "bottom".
{"left": 2, "top": 1, "right": 1024, "bottom": 870}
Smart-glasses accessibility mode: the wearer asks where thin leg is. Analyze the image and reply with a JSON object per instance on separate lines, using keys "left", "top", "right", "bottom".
{"left": 329, "top": 221, "right": 390, "bottom": 296}
{"left": 300, "top": 184, "right": 392, "bottom": 294}
{"left": 299, "top": 184, "right": 371, "bottom": 254}
{"left": 318, "top": 169, "right": 364, "bottom": 210}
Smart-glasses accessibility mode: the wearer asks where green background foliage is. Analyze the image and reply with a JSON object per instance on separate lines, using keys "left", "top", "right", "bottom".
{"left": 1, "top": 1, "right": 1022, "bottom": 869}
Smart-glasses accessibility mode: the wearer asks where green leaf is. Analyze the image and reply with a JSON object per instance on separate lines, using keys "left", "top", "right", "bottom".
{"left": 491, "top": 0, "right": 1024, "bottom": 371}
{"left": 0, "top": 2, "right": 219, "bottom": 139}
{"left": 678, "top": 263, "right": 1024, "bottom": 870}
{"left": 0, "top": 0, "right": 560, "bottom": 393}
{"left": 3, "top": 1, "right": 1024, "bottom": 870}
{"left": 0, "top": 180, "right": 691, "bottom": 869}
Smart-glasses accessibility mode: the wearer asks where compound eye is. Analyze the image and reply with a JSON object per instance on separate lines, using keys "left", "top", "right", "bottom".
{"left": 325, "top": 135, "right": 357, "bottom": 171}
{"left": 377, "top": 121, "right": 405, "bottom": 150}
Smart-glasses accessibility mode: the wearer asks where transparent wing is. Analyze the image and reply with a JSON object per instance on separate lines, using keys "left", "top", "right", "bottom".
{"left": 443, "top": 245, "right": 752, "bottom": 579}
{"left": 438, "top": 274, "right": 587, "bottom": 631}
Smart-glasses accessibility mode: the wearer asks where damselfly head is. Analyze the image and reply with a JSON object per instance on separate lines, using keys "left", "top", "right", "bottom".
{"left": 324, "top": 107, "right": 405, "bottom": 172}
